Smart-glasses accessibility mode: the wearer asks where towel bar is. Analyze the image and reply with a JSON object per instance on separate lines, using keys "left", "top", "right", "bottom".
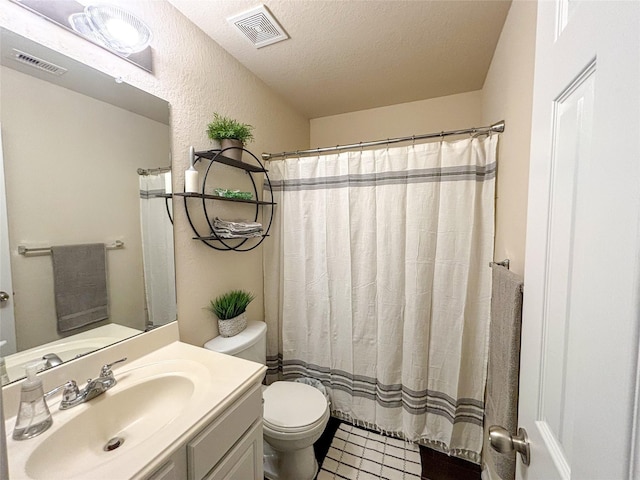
{"left": 18, "top": 240, "right": 124, "bottom": 256}
{"left": 489, "top": 259, "right": 510, "bottom": 269}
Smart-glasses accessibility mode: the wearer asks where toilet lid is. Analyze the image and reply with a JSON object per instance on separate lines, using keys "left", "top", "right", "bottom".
{"left": 263, "top": 381, "right": 327, "bottom": 432}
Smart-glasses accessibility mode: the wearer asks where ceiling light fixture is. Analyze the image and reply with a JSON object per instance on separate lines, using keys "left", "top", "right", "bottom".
{"left": 10, "top": 0, "right": 153, "bottom": 72}
{"left": 70, "top": 4, "right": 152, "bottom": 56}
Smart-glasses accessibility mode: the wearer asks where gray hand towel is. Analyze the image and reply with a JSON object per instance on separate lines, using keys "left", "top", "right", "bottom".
{"left": 482, "top": 264, "right": 524, "bottom": 480}
{"left": 51, "top": 243, "right": 109, "bottom": 332}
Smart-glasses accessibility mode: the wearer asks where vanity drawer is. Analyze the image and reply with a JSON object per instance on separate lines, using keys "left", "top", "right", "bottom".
{"left": 187, "top": 384, "right": 262, "bottom": 480}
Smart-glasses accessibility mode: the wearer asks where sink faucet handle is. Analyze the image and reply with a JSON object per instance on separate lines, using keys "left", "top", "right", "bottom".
{"left": 45, "top": 380, "right": 79, "bottom": 402}
{"left": 99, "top": 357, "right": 127, "bottom": 378}
{"left": 62, "top": 380, "right": 80, "bottom": 402}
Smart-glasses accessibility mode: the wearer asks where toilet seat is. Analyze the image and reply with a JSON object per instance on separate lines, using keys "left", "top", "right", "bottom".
{"left": 263, "top": 381, "right": 328, "bottom": 434}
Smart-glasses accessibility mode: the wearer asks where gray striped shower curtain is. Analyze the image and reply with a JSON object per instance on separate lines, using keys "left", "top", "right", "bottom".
{"left": 263, "top": 136, "right": 497, "bottom": 463}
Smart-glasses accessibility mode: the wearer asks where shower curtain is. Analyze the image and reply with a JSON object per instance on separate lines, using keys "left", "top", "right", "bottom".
{"left": 263, "top": 136, "right": 497, "bottom": 463}
{"left": 139, "top": 172, "right": 176, "bottom": 327}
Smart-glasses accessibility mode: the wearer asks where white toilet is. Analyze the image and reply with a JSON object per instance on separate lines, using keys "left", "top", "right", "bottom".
{"left": 204, "top": 321, "right": 330, "bottom": 480}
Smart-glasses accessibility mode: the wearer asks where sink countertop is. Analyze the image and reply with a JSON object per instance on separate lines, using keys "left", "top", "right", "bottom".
{"left": 4, "top": 341, "right": 266, "bottom": 480}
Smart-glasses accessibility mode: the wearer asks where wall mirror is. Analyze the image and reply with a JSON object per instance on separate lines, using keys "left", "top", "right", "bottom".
{"left": 0, "top": 28, "right": 175, "bottom": 385}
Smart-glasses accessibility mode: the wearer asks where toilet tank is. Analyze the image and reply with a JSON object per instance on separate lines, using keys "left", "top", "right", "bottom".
{"left": 204, "top": 320, "right": 267, "bottom": 365}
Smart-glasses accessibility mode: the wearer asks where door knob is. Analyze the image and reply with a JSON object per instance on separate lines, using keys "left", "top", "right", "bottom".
{"left": 489, "top": 425, "right": 531, "bottom": 466}
{"left": 0, "top": 291, "right": 9, "bottom": 303}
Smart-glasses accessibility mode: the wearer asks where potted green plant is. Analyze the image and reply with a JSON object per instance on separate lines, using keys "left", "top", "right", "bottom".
{"left": 207, "top": 289, "right": 255, "bottom": 337}
{"left": 206, "top": 113, "right": 254, "bottom": 161}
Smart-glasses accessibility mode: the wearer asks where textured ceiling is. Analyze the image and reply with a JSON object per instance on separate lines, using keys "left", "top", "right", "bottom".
{"left": 168, "top": 0, "right": 512, "bottom": 119}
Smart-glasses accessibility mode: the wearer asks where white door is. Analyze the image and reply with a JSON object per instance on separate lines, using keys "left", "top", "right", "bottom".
{"left": 516, "top": 1, "right": 640, "bottom": 478}
{"left": 0, "top": 127, "right": 17, "bottom": 355}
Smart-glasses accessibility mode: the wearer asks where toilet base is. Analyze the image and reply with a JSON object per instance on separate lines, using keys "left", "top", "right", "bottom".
{"left": 263, "top": 442, "right": 319, "bottom": 480}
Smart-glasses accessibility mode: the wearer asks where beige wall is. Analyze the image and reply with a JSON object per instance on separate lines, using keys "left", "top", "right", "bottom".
{"left": 1, "top": 66, "right": 169, "bottom": 350}
{"left": 311, "top": 1, "right": 537, "bottom": 278}
{"left": 482, "top": 0, "right": 537, "bottom": 276}
{"left": 0, "top": 0, "right": 310, "bottom": 347}
{"left": 310, "top": 90, "right": 483, "bottom": 148}
{"left": 0, "top": 0, "right": 536, "bottom": 349}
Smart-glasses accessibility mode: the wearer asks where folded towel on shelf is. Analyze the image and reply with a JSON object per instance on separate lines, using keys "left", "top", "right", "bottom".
{"left": 212, "top": 217, "right": 263, "bottom": 239}
{"left": 214, "top": 230, "right": 263, "bottom": 239}
{"left": 51, "top": 243, "right": 109, "bottom": 332}
{"left": 213, "top": 218, "right": 263, "bottom": 232}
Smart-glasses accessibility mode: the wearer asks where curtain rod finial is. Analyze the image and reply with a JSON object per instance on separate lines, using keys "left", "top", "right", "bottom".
{"left": 491, "top": 121, "right": 506, "bottom": 133}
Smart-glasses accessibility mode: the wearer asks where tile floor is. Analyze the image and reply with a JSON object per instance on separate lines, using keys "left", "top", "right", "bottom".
{"left": 317, "top": 424, "right": 422, "bottom": 480}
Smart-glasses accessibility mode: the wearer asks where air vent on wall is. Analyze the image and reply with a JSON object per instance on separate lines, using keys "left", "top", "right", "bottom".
{"left": 227, "top": 5, "right": 289, "bottom": 49}
{"left": 10, "top": 49, "right": 67, "bottom": 76}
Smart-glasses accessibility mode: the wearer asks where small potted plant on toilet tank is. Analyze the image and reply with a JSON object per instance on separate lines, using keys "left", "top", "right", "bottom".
{"left": 208, "top": 290, "right": 255, "bottom": 337}
{"left": 206, "top": 113, "right": 254, "bottom": 162}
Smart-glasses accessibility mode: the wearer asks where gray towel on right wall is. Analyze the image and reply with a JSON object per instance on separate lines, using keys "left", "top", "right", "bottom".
{"left": 482, "top": 264, "right": 524, "bottom": 480}
{"left": 51, "top": 243, "right": 109, "bottom": 333}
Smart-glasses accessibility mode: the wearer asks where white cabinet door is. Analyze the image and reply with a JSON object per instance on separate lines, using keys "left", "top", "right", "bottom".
{"left": 517, "top": 0, "right": 640, "bottom": 478}
{"left": 205, "top": 420, "right": 263, "bottom": 480}
{"left": 188, "top": 386, "right": 262, "bottom": 480}
{"left": 147, "top": 461, "right": 179, "bottom": 480}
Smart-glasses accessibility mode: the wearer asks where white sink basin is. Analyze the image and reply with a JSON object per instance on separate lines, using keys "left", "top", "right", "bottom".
{"left": 25, "top": 374, "right": 195, "bottom": 480}
{"left": 5, "top": 341, "right": 265, "bottom": 480}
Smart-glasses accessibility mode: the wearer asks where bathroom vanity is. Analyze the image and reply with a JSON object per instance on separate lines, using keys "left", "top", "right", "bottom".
{"left": 148, "top": 384, "right": 263, "bottom": 480}
{"left": 2, "top": 323, "right": 266, "bottom": 479}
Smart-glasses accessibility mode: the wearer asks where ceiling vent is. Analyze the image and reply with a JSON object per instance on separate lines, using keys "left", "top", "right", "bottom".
{"left": 227, "top": 5, "right": 289, "bottom": 49}
{"left": 9, "top": 49, "right": 67, "bottom": 76}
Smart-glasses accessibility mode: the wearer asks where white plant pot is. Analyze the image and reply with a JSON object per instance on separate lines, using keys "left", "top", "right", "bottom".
{"left": 218, "top": 311, "right": 247, "bottom": 337}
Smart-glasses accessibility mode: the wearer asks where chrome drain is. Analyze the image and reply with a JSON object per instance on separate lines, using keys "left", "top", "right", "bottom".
{"left": 104, "top": 437, "right": 125, "bottom": 452}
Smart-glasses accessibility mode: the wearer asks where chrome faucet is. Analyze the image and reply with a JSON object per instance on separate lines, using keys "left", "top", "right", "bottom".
{"left": 42, "top": 353, "right": 63, "bottom": 369}
{"left": 46, "top": 358, "right": 127, "bottom": 410}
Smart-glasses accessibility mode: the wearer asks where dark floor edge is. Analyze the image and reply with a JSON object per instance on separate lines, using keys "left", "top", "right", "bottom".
{"left": 314, "top": 416, "right": 481, "bottom": 480}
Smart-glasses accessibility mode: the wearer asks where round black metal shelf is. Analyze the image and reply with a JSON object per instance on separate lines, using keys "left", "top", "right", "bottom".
{"left": 179, "top": 146, "right": 275, "bottom": 252}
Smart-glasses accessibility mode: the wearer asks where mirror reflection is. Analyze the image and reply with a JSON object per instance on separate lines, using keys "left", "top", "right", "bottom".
{"left": 0, "top": 28, "right": 175, "bottom": 384}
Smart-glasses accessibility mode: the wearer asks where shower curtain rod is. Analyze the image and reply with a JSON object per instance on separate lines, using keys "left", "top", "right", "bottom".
{"left": 261, "top": 120, "right": 505, "bottom": 160}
